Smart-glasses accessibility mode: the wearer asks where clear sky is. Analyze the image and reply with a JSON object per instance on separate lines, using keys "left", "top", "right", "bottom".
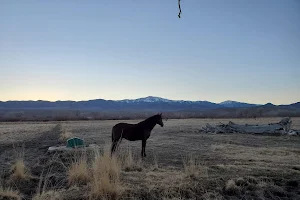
{"left": 0, "top": 0, "right": 299, "bottom": 104}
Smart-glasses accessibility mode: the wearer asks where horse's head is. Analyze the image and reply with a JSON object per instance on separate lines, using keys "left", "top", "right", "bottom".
{"left": 156, "top": 113, "right": 164, "bottom": 127}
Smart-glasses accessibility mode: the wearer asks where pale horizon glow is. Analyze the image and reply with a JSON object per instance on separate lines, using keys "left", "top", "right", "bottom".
{"left": 1, "top": 0, "right": 299, "bottom": 105}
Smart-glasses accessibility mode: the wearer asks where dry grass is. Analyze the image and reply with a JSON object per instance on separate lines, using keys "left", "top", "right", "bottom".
{"left": 183, "top": 154, "right": 208, "bottom": 178}
{"left": 201, "top": 192, "right": 224, "bottom": 200}
{"left": 32, "top": 168, "right": 63, "bottom": 200}
{"left": 9, "top": 146, "right": 32, "bottom": 182}
{"left": 1, "top": 118, "right": 300, "bottom": 199}
{"left": 210, "top": 144, "right": 227, "bottom": 151}
{"left": 10, "top": 158, "right": 28, "bottom": 180}
{"left": 89, "top": 146, "right": 122, "bottom": 200}
{"left": 225, "top": 179, "right": 240, "bottom": 195}
{"left": 221, "top": 176, "right": 293, "bottom": 200}
{"left": 120, "top": 146, "right": 143, "bottom": 172}
{"left": 0, "top": 186, "right": 22, "bottom": 200}
{"left": 153, "top": 152, "right": 159, "bottom": 170}
{"left": 32, "top": 190, "right": 62, "bottom": 200}
{"left": 59, "top": 126, "right": 73, "bottom": 141}
{"left": 210, "top": 143, "right": 300, "bottom": 165}
{"left": 0, "top": 122, "right": 56, "bottom": 144}
{"left": 67, "top": 152, "right": 90, "bottom": 186}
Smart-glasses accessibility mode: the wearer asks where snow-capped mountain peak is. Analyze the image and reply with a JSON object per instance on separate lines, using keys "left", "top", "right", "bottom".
{"left": 220, "top": 100, "right": 239, "bottom": 105}
{"left": 220, "top": 100, "right": 259, "bottom": 108}
{"left": 117, "top": 96, "right": 259, "bottom": 108}
{"left": 132, "top": 96, "right": 172, "bottom": 103}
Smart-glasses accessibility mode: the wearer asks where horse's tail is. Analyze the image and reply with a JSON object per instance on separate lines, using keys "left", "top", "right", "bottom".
{"left": 112, "top": 126, "right": 115, "bottom": 142}
{"left": 117, "top": 129, "right": 123, "bottom": 146}
{"left": 111, "top": 128, "right": 123, "bottom": 155}
{"left": 111, "top": 126, "right": 123, "bottom": 143}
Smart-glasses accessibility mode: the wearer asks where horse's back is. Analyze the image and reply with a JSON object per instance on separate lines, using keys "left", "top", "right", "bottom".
{"left": 113, "top": 122, "right": 134, "bottom": 130}
{"left": 112, "top": 123, "right": 134, "bottom": 134}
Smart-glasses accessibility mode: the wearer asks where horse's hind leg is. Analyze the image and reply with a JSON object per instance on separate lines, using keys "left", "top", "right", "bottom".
{"left": 111, "top": 128, "right": 117, "bottom": 156}
{"left": 111, "top": 141, "right": 118, "bottom": 156}
{"left": 111, "top": 128, "right": 123, "bottom": 156}
{"left": 111, "top": 137, "right": 123, "bottom": 156}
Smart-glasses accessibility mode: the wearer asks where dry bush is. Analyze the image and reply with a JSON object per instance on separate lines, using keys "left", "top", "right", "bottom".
{"left": 33, "top": 168, "right": 62, "bottom": 200}
{"left": 183, "top": 154, "right": 208, "bottom": 178}
{"left": 67, "top": 152, "right": 90, "bottom": 186}
{"left": 0, "top": 186, "right": 22, "bottom": 200}
{"left": 9, "top": 146, "right": 31, "bottom": 182}
{"left": 224, "top": 179, "right": 240, "bottom": 195}
{"left": 89, "top": 146, "right": 122, "bottom": 200}
{"left": 10, "top": 158, "right": 27, "bottom": 180}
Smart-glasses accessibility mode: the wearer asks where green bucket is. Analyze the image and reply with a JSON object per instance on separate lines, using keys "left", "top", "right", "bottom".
{"left": 66, "top": 137, "right": 85, "bottom": 148}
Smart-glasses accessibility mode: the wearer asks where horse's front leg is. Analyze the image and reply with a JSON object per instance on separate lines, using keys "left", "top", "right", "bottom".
{"left": 141, "top": 139, "right": 147, "bottom": 157}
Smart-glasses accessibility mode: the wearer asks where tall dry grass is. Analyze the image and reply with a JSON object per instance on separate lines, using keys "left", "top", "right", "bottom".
{"left": 89, "top": 146, "right": 122, "bottom": 200}
{"left": 67, "top": 152, "right": 90, "bottom": 186}
{"left": 64, "top": 144, "right": 129, "bottom": 199}
{"left": 153, "top": 152, "right": 159, "bottom": 170}
{"left": 9, "top": 145, "right": 31, "bottom": 182}
{"left": 59, "top": 126, "right": 73, "bottom": 141}
{"left": 32, "top": 168, "right": 62, "bottom": 200}
{"left": 120, "top": 146, "right": 142, "bottom": 172}
{"left": 0, "top": 186, "right": 22, "bottom": 200}
{"left": 183, "top": 154, "right": 208, "bottom": 178}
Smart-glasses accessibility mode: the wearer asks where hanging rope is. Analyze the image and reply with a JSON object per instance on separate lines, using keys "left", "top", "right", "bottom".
{"left": 178, "top": 0, "right": 182, "bottom": 18}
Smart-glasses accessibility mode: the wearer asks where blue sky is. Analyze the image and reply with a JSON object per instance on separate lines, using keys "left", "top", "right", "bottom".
{"left": 0, "top": 0, "right": 299, "bottom": 104}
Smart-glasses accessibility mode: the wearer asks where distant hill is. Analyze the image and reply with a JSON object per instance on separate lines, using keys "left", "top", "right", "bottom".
{"left": 219, "top": 100, "right": 259, "bottom": 108}
{"left": 0, "top": 96, "right": 222, "bottom": 111}
{"left": 0, "top": 96, "right": 260, "bottom": 111}
{"left": 0, "top": 96, "right": 299, "bottom": 121}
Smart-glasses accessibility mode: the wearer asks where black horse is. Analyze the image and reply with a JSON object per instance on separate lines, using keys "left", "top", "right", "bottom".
{"left": 111, "top": 113, "right": 164, "bottom": 157}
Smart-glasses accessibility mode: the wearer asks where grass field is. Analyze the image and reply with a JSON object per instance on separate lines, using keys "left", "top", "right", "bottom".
{"left": 0, "top": 117, "right": 300, "bottom": 199}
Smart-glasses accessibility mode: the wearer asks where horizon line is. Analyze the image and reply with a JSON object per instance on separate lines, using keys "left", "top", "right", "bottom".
{"left": 0, "top": 95, "right": 298, "bottom": 106}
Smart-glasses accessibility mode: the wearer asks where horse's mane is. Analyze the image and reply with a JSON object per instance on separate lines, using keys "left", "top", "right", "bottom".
{"left": 138, "top": 114, "right": 160, "bottom": 125}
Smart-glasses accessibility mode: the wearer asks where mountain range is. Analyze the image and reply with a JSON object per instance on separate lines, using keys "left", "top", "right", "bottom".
{"left": 0, "top": 96, "right": 298, "bottom": 111}
{"left": 1, "top": 96, "right": 300, "bottom": 121}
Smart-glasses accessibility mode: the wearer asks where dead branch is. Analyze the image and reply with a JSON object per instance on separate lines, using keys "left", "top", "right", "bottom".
{"left": 200, "top": 117, "right": 299, "bottom": 136}
{"left": 178, "top": 0, "right": 182, "bottom": 18}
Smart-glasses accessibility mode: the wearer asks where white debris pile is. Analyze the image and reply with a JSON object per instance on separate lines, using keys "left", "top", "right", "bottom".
{"left": 200, "top": 117, "right": 299, "bottom": 136}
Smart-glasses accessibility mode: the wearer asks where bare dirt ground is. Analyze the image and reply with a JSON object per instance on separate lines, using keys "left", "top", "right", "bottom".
{"left": 0, "top": 117, "right": 300, "bottom": 200}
